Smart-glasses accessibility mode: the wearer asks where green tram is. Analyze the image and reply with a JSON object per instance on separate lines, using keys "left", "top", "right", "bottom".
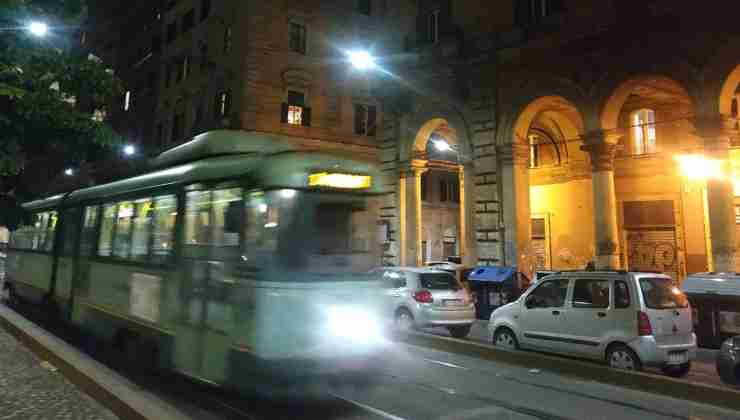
{"left": 6, "top": 130, "right": 388, "bottom": 392}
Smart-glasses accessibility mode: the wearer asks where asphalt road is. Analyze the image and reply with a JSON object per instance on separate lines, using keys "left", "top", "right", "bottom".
{"left": 422, "top": 321, "right": 728, "bottom": 388}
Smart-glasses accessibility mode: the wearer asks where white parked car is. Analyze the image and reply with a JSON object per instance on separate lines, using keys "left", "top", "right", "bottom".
{"left": 488, "top": 271, "right": 696, "bottom": 376}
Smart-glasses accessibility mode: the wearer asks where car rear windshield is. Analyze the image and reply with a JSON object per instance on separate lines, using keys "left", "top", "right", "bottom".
{"left": 420, "top": 273, "right": 459, "bottom": 290}
{"left": 639, "top": 277, "right": 688, "bottom": 309}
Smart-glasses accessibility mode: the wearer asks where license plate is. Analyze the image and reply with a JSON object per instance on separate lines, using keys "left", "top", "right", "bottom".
{"left": 667, "top": 351, "right": 688, "bottom": 365}
{"left": 443, "top": 299, "right": 462, "bottom": 307}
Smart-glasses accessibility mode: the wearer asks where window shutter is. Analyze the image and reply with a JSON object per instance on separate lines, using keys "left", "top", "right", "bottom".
{"left": 354, "top": 105, "right": 365, "bottom": 135}
{"left": 302, "top": 107, "right": 312, "bottom": 127}
{"left": 280, "top": 103, "right": 289, "bottom": 123}
{"left": 367, "top": 105, "right": 377, "bottom": 136}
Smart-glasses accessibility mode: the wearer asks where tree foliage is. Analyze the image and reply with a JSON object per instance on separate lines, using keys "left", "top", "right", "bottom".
{"left": 1, "top": 0, "right": 123, "bottom": 228}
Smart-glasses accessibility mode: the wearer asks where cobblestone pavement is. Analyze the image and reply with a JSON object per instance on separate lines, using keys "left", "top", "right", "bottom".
{"left": 0, "top": 324, "right": 119, "bottom": 420}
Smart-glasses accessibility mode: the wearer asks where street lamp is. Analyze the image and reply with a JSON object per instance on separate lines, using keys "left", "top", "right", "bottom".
{"left": 64, "top": 168, "right": 74, "bottom": 176}
{"left": 27, "top": 21, "right": 48, "bottom": 37}
{"left": 433, "top": 138, "right": 453, "bottom": 152}
{"left": 348, "top": 50, "right": 376, "bottom": 71}
{"left": 123, "top": 144, "right": 136, "bottom": 156}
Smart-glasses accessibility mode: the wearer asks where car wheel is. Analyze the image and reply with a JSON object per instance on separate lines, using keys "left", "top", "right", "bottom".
{"left": 662, "top": 362, "right": 691, "bottom": 378}
{"left": 493, "top": 327, "right": 519, "bottom": 350}
{"left": 606, "top": 344, "right": 642, "bottom": 371}
{"left": 447, "top": 325, "right": 471, "bottom": 339}
{"left": 395, "top": 309, "right": 415, "bottom": 332}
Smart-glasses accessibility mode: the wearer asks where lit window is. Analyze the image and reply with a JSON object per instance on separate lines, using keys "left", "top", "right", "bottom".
{"left": 216, "top": 91, "right": 231, "bottom": 117}
{"left": 286, "top": 90, "right": 304, "bottom": 125}
{"left": 631, "top": 109, "right": 657, "bottom": 155}
{"left": 428, "top": 10, "right": 439, "bottom": 43}
{"left": 123, "top": 90, "right": 132, "bottom": 111}
{"left": 289, "top": 22, "right": 307, "bottom": 54}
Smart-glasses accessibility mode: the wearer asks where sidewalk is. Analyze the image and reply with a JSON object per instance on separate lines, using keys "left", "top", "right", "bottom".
{"left": 0, "top": 320, "right": 118, "bottom": 420}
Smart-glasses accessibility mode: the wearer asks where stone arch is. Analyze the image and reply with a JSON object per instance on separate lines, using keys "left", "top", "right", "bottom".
{"left": 694, "top": 35, "right": 740, "bottom": 117}
{"left": 597, "top": 74, "right": 696, "bottom": 132}
{"left": 510, "top": 96, "right": 586, "bottom": 146}
{"left": 398, "top": 102, "right": 473, "bottom": 164}
{"left": 718, "top": 65, "right": 740, "bottom": 118}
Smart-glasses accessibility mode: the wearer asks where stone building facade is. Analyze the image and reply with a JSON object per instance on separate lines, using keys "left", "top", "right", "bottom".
{"left": 377, "top": 0, "right": 740, "bottom": 280}
{"left": 85, "top": 1, "right": 740, "bottom": 280}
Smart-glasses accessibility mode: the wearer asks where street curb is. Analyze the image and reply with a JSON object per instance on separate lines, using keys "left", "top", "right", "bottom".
{"left": 0, "top": 305, "right": 190, "bottom": 420}
{"left": 399, "top": 331, "right": 740, "bottom": 412}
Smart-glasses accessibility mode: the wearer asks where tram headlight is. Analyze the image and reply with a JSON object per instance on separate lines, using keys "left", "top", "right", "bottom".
{"left": 326, "top": 306, "right": 383, "bottom": 344}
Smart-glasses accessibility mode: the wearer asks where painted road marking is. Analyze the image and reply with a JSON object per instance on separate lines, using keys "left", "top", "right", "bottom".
{"left": 422, "top": 358, "right": 469, "bottom": 370}
{"left": 329, "top": 393, "right": 408, "bottom": 420}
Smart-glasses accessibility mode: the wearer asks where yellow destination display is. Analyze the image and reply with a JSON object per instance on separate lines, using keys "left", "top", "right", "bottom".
{"left": 308, "top": 172, "right": 372, "bottom": 189}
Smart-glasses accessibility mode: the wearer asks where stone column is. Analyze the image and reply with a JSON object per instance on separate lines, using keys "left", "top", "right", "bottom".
{"left": 459, "top": 163, "right": 478, "bottom": 266}
{"left": 398, "top": 161, "right": 427, "bottom": 266}
{"left": 696, "top": 116, "right": 737, "bottom": 272}
{"left": 498, "top": 143, "right": 531, "bottom": 269}
{"left": 581, "top": 131, "right": 622, "bottom": 270}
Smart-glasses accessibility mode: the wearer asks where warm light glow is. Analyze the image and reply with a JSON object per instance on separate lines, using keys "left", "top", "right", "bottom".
{"left": 28, "top": 21, "right": 48, "bottom": 37}
{"left": 308, "top": 172, "right": 372, "bottom": 189}
{"left": 348, "top": 50, "right": 376, "bottom": 71}
{"left": 258, "top": 203, "right": 268, "bottom": 213}
{"left": 674, "top": 154, "right": 724, "bottom": 181}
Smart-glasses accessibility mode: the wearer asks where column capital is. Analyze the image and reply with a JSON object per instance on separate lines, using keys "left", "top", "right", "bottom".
{"left": 497, "top": 143, "right": 529, "bottom": 166}
{"left": 399, "top": 159, "right": 428, "bottom": 178}
{"left": 580, "top": 130, "right": 623, "bottom": 172}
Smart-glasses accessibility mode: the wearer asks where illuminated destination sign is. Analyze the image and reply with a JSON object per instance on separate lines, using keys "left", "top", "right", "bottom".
{"left": 308, "top": 172, "right": 372, "bottom": 189}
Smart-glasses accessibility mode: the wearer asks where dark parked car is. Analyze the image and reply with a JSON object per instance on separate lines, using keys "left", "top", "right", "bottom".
{"left": 717, "top": 336, "right": 740, "bottom": 386}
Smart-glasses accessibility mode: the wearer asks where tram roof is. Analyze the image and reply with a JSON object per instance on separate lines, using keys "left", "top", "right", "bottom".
{"left": 24, "top": 131, "right": 384, "bottom": 210}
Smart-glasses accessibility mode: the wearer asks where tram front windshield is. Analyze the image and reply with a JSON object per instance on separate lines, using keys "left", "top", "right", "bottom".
{"left": 244, "top": 189, "right": 381, "bottom": 275}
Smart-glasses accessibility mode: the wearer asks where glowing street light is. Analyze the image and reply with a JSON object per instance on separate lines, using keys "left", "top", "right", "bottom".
{"left": 27, "top": 21, "right": 48, "bottom": 37}
{"left": 64, "top": 168, "right": 74, "bottom": 176}
{"left": 433, "top": 138, "right": 453, "bottom": 152}
{"left": 123, "top": 144, "right": 136, "bottom": 156}
{"left": 348, "top": 50, "right": 376, "bottom": 71}
{"left": 674, "top": 154, "right": 724, "bottom": 181}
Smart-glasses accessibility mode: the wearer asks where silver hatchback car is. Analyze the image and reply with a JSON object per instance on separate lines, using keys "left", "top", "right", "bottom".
{"left": 375, "top": 267, "right": 475, "bottom": 338}
{"left": 489, "top": 271, "right": 696, "bottom": 376}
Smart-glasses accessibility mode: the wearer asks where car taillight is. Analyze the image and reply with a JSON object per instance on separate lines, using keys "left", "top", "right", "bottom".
{"left": 413, "top": 290, "right": 433, "bottom": 303}
{"left": 638, "top": 311, "right": 652, "bottom": 336}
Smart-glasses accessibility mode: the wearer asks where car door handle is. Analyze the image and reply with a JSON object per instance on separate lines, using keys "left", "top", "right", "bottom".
{"left": 597, "top": 312, "right": 607, "bottom": 318}
{"left": 552, "top": 310, "right": 560, "bottom": 316}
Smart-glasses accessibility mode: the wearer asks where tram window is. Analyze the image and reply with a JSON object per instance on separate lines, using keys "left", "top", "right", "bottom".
{"left": 98, "top": 204, "right": 117, "bottom": 257}
{"left": 80, "top": 206, "right": 99, "bottom": 257}
{"left": 151, "top": 195, "right": 177, "bottom": 263}
{"left": 131, "top": 199, "right": 153, "bottom": 261}
{"left": 185, "top": 188, "right": 243, "bottom": 247}
{"left": 9, "top": 210, "right": 56, "bottom": 251}
{"left": 113, "top": 202, "right": 134, "bottom": 259}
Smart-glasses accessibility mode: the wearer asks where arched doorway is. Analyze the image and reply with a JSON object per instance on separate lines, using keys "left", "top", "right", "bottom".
{"left": 399, "top": 118, "right": 476, "bottom": 267}
{"left": 508, "top": 96, "right": 589, "bottom": 274}
{"left": 716, "top": 64, "right": 740, "bottom": 272}
{"left": 600, "top": 75, "right": 697, "bottom": 279}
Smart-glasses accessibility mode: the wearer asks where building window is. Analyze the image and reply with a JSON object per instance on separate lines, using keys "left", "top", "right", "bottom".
{"left": 123, "top": 90, "right": 132, "bottom": 111}
{"left": 354, "top": 104, "right": 377, "bottom": 136}
{"left": 201, "top": 0, "right": 211, "bottom": 21}
{"left": 223, "top": 25, "right": 232, "bottom": 54}
{"left": 172, "top": 113, "right": 184, "bottom": 143}
{"left": 631, "top": 108, "right": 657, "bottom": 155}
{"left": 182, "top": 9, "right": 194, "bottom": 33}
{"left": 358, "top": 0, "right": 372, "bottom": 15}
{"left": 215, "top": 91, "right": 231, "bottom": 118}
{"left": 166, "top": 22, "right": 177, "bottom": 43}
{"left": 289, "top": 22, "right": 307, "bottom": 54}
{"left": 427, "top": 10, "right": 439, "bottom": 43}
{"left": 281, "top": 90, "right": 311, "bottom": 126}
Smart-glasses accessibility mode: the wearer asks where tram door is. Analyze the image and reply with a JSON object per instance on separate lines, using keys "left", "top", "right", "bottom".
{"left": 54, "top": 207, "right": 81, "bottom": 315}
{"left": 173, "top": 188, "right": 243, "bottom": 383}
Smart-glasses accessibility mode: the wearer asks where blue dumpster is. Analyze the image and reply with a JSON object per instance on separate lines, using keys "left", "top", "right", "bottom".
{"left": 468, "top": 266, "right": 530, "bottom": 320}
